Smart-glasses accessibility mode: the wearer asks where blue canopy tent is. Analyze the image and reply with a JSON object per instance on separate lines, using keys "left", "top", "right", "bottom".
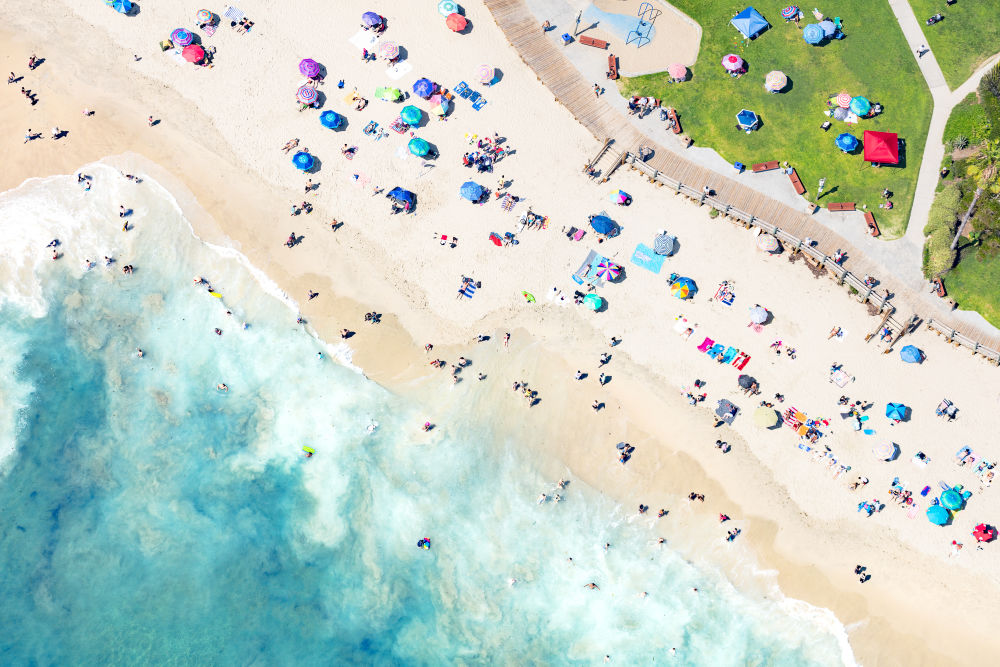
{"left": 319, "top": 110, "right": 343, "bottom": 129}
{"left": 736, "top": 109, "right": 759, "bottom": 130}
{"left": 900, "top": 345, "right": 924, "bottom": 363}
{"left": 731, "top": 7, "right": 769, "bottom": 39}
{"left": 459, "top": 181, "right": 485, "bottom": 201}
{"left": 835, "top": 132, "right": 858, "bottom": 152}
{"left": 926, "top": 505, "right": 949, "bottom": 526}
{"left": 589, "top": 215, "right": 620, "bottom": 237}
{"left": 802, "top": 23, "right": 824, "bottom": 44}
{"left": 292, "top": 151, "right": 315, "bottom": 171}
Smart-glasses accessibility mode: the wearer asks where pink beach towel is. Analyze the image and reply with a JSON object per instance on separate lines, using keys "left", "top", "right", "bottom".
{"left": 697, "top": 337, "right": 714, "bottom": 352}
{"left": 572, "top": 229, "right": 586, "bottom": 241}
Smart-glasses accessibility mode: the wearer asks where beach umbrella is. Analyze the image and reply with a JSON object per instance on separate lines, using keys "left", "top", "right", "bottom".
{"left": 872, "top": 442, "right": 896, "bottom": 461}
{"left": 832, "top": 107, "right": 849, "bottom": 121}
{"left": 171, "top": 28, "right": 195, "bottom": 47}
{"left": 608, "top": 190, "right": 629, "bottom": 204}
{"left": 670, "top": 277, "right": 696, "bottom": 299}
{"left": 899, "top": 345, "right": 923, "bottom": 363}
{"left": 715, "top": 399, "right": 738, "bottom": 422}
{"left": 196, "top": 9, "right": 213, "bottom": 24}
{"left": 780, "top": 5, "right": 799, "bottom": 19}
{"left": 446, "top": 13, "right": 467, "bottom": 32}
{"left": 427, "top": 93, "right": 449, "bottom": 116}
{"left": 940, "top": 489, "right": 964, "bottom": 511}
{"left": 749, "top": 305, "right": 768, "bottom": 324}
{"left": 885, "top": 403, "right": 907, "bottom": 421}
{"left": 764, "top": 70, "right": 787, "bottom": 92}
{"left": 292, "top": 151, "right": 314, "bottom": 171}
{"left": 595, "top": 260, "right": 621, "bottom": 281}
{"left": 376, "top": 86, "right": 402, "bottom": 102}
{"left": 589, "top": 215, "right": 619, "bottom": 236}
{"left": 387, "top": 187, "right": 415, "bottom": 206}
{"left": 361, "top": 11, "right": 382, "bottom": 27}
{"left": 721, "top": 54, "right": 743, "bottom": 72}
{"left": 667, "top": 63, "right": 687, "bottom": 80}
{"left": 850, "top": 96, "right": 871, "bottom": 116}
{"left": 927, "top": 505, "right": 950, "bottom": 526}
{"left": 738, "top": 374, "right": 756, "bottom": 389}
{"left": 756, "top": 234, "right": 779, "bottom": 252}
{"left": 400, "top": 105, "right": 422, "bottom": 125}
{"left": 299, "top": 58, "right": 321, "bottom": 77}
{"left": 296, "top": 85, "right": 318, "bottom": 105}
{"left": 438, "top": 0, "right": 458, "bottom": 17}
{"left": 459, "top": 181, "right": 484, "bottom": 201}
{"left": 835, "top": 133, "right": 859, "bottom": 152}
{"left": 378, "top": 41, "right": 399, "bottom": 60}
{"left": 819, "top": 19, "right": 836, "bottom": 36}
{"left": 754, "top": 406, "right": 779, "bottom": 427}
{"left": 412, "top": 78, "right": 434, "bottom": 97}
{"left": 736, "top": 109, "right": 759, "bottom": 129}
{"left": 182, "top": 44, "right": 205, "bottom": 63}
{"left": 408, "top": 137, "right": 430, "bottom": 157}
{"left": 477, "top": 64, "right": 495, "bottom": 84}
{"left": 319, "top": 110, "right": 343, "bottom": 129}
{"left": 105, "top": 0, "right": 132, "bottom": 13}
{"left": 974, "top": 524, "right": 997, "bottom": 542}
{"left": 653, "top": 232, "right": 675, "bottom": 256}
{"left": 583, "top": 294, "right": 603, "bottom": 311}
{"left": 836, "top": 92, "right": 852, "bottom": 108}
{"left": 802, "top": 23, "right": 823, "bottom": 44}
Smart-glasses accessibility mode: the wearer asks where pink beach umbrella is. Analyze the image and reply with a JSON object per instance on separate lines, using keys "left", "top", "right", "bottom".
{"left": 836, "top": 92, "right": 852, "bottom": 108}
{"left": 299, "top": 58, "right": 321, "bottom": 77}
{"left": 667, "top": 63, "right": 687, "bottom": 80}
{"left": 296, "top": 85, "right": 318, "bottom": 105}
{"left": 378, "top": 40, "right": 399, "bottom": 60}
{"left": 722, "top": 54, "right": 743, "bottom": 72}
{"left": 477, "top": 64, "right": 495, "bottom": 84}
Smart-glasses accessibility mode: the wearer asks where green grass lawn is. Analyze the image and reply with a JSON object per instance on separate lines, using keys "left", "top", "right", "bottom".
{"left": 622, "top": 1, "right": 932, "bottom": 237}
{"left": 942, "top": 92, "right": 990, "bottom": 145}
{"left": 946, "top": 244, "right": 1000, "bottom": 329}
{"left": 908, "top": 0, "right": 1000, "bottom": 89}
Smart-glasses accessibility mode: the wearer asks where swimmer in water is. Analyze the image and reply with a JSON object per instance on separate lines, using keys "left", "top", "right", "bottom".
{"left": 136, "top": 348, "right": 144, "bottom": 358}
{"left": 217, "top": 383, "right": 228, "bottom": 392}
{"left": 537, "top": 493, "right": 547, "bottom": 504}
{"left": 214, "top": 328, "right": 222, "bottom": 335}
{"left": 508, "top": 578, "right": 517, "bottom": 587}
{"left": 422, "top": 422, "right": 431, "bottom": 431}
{"left": 316, "top": 352, "right": 323, "bottom": 360}
{"left": 585, "top": 583, "right": 599, "bottom": 590}
{"left": 553, "top": 494, "right": 562, "bottom": 503}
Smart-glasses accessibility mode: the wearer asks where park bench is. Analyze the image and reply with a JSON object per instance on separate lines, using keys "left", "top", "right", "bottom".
{"left": 827, "top": 202, "right": 856, "bottom": 211}
{"left": 787, "top": 168, "right": 805, "bottom": 194}
{"left": 607, "top": 54, "right": 618, "bottom": 80}
{"left": 667, "top": 107, "right": 682, "bottom": 134}
{"left": 864, "top": 211, "right": 881, "bottom": 237}
{"left": 579, "top": 35, "right": 609, "bottom": 49}
{"left": 751, "top": 161, "right": 779, "bottom": 173}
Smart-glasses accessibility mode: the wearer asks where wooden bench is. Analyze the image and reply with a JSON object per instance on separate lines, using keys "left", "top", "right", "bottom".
{"left": 667, "top": 107, "right": 682, "bottom": 134}
{"left": 827, "top": 202, "right": 856, "bottom": 211}
{"left": 751, "top": 161, "right": 779, "bottom": 173}
{"left": 579, "top": 35, "right": 609, "bottom": 49}
{"left": 787, "top": 168, "right": 805, "bottom": 195}
{"left": 607, "top": 54, "right": 618, "bottom": 80}
{"left": 864, "top": 211, "right": 881, "bottom": 237}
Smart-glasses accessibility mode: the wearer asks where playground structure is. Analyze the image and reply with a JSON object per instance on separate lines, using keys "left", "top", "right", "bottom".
{"left": 626, "top": 2, "right": 661, "bottom": 48}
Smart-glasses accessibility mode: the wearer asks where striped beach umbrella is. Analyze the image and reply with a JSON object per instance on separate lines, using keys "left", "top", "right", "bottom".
{"left": 721, "top": 54, "right": 743, "bottom": 72}
{"left": 171, "top": 28, "right": 194, "bottom": 46}
{"left": 780, "top": 5, "right": 798, "bottom": 19}
{"left": 850, "top": 96, "right": 871, "bottom": 116}
{"left": 361, "top": 11, "right": 381, "bottom": 27}
{"left": 836, "top": 92, "right": 852, "bottom": 108}
{"left": 667, "top": 63, "right": 687, "bottom": 80}
{"left": 438, "top": 0, "right": 458, "bottom": 17}
{"left": 299, "top": 59, "right": 321, "bottom": 77}
{"left": 196, "top": 9, "right": 213, "bottom": 24}
{"left": 408, "top": 138, "right": 430, "bottom": 157}
{"left": 756, "top": 234, "right": 779, "bottom": 252}
{"left": 477, "top": 64, "right": 495, "bottom": 84}
{"left": 446, "top": 13, "right": 467, "bottom": 32}
{"left": 764, "top": 70, "right": 787, "bottom": 92}
{"left": 378, "top": 40, "right": 399, "bottom": 60}
{"left": 670, "top": 277, "right": 696, "bottom": 299}
{"left": 296, "top": 85, "right": 318, "bottom": 105}
{"left": 400, "top": 105, "right": 422, "bottom": 125}
{"left": 596, "top": 260, "right": 621, "bottom": 281}
{"left": 802, "top": 23, "right": 824, "bottom": 44}
{"left": 428, "top": 94, "right": 449, "bottom": 116}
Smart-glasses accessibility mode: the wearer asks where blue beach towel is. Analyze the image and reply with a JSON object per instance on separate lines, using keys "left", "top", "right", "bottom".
{"left": 630, "top": 243, "right": 665, "bottom": 274}
{"left": 460, "top": 282, "right": 477, "bottom": 298}
{"left": 707, "top": 343, "right": 725, "bottom": 358}
{"left": 455, "top": 81, "right": 470, "bottom": 97}
{"left": 472, "top": 97, "right": 488, "bottom": 111}
{"left": 720, "top": 346, "right": 739, "bottom": 363}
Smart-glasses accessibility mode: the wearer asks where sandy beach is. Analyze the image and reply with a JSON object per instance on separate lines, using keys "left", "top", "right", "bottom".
{"left": 3, "top": 1, "right": 1000, "bottom": 663}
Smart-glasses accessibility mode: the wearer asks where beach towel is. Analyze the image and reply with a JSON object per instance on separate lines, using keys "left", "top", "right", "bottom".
{"left": 697, "top": 337, "right": 714, "bottom": 352}
{"left": 224, "top": 5, "right": 245, "bottom": 22}
{"left": 501, "top": 194, "right": 516, "bottom": 212}
{"left": 455, "top": 81, "right": 470, "bottom": 97}
{"left": 348, "top": 29, "right": 379, "bottom": 51}
{"left": 468, "top": 91, "right": 481, "bottom": 103}
{"left": 732, "top": 353, "right": 750, "bottom": 370}
{"left": 385, "top": 62, "right": 412, "bottom": 80}
{"left": 706, "top": 343, "right": 725, "bottom": 358}
{"left": 672, "top": 317, "right": 691, "bottom": 334}
{"left": 473, "top": 97, "right": 488, "bottom": 111}
{"left": 460, "top": 282, "right": 477, "bottom": 298}
{"left": 572, "top": 229, "right": 586, "bottom": 241}
{"left": 830, "top": 369, "right": 851, "bottom": 387}
{"left": 389, "top": 118, "right": 408, "bottom": 134}
{"left": 907, "top": 505, "right": 919, "bottom": 519}
{"left": 203, "top": 25, "right": 216, "bottom": 37}
{"left": 630, "top": 243, "right": 665, "bottom": 274}
{"left": 720, "top": 346, "right": 738, "bottom": 363}
{"left": 749, "top": 323, "right": 763, "bottom": 333}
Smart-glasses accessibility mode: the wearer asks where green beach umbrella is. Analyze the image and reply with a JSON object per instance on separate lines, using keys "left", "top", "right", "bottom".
{"left": 583, "top": 294, "right": 603, "bottom": 311}
{"left": 376, "top": 86, "right": 402, "bottom": 102}
{"left": 400, "top": 105, "right": 422, "bottom": 125}
{"left": 408, "top": 137, "right": 430, "bottom": 156}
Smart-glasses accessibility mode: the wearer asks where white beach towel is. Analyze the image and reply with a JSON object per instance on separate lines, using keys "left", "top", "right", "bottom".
{"left": 385, "top": 62, "right": 413, "bottom": 80}
{"left": 224, "top": 6, "right": 245, "bottom": 22}
{"left": 348, "top": 29, "right": 379, "bottom": 51}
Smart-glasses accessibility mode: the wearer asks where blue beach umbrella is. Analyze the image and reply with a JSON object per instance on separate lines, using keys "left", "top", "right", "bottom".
{"left": 292, "top": 151, "right": 314, "bottom": 171}
{"left": 589, "top": 215, "right": 619, "bottom": 236}
{"left": 819, "top": 19, "right": 836, "bottom": 37}
{"left": 361, "top": 11, "right": 382, "bottom": 27}
{"left": 105, "top": 0, "right": 132, "bottom": 13}
{"left": 408, "top": 138, "right": 430, "bottom": 156}
{"left": 670, "top": 277, "right": 697, "bottom": 299}
{"left": 319, "top": 110, "right": 343, "bottom": 129}
{"left": 412, "top": 78, "right": 435, "bottom": 98}
{"left": 926, "top": 505, "right": 950, "bottom": 526}
{"left": 850, "top": 96, "right": 871, "bottom": 116}
{"left": 387, "top": 187, "right": 415, "bottom": 206}
{"left": 940, "top": 489, "right": 964, "bottom": 511}
{"left": 835, "top": 133, "right": 858, "bottom": 152}
{"left": 400, "top": 105, "right": 422, "bottom": 125}
{"left": 736, "top": 109, "right": 759, "bottom": 130}
{"left": 885, "top": 403, "right": 907, "bottom": 421}
{"left": 899, "top": 345, "right": 923, "bottom": 363}
{"left": 460, "top": 181, "right": 484, "bottom": 201}
{"left": 802, "top": 23, "right": 823, "bottom": 44}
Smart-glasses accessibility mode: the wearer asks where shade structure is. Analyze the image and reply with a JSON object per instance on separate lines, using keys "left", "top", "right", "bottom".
{"left": 850, "top": 96, "right": 871, "bottom": 116}
{"left": 832, "top": 106, "right": 849, "bottom": 121}
{"left": 361, "top": 11, "right": 382, "bottom": 27}
{"left": 899, "top": 344, "right": 923, "bottom": 363}
{"left": 609, "top": 190, "right": 629, "bottom": 204}
{"left": 722, "top": 54, "right": 744, "bottom": 72}
{"left": 376, "top": 86, "right": 402, "bottom": 101}
{"left": 926, "top": 505, "right": 950, "bottom": 525}
{"left": 412, "top": 78, "right": 434, "bottom": 97}
{"left": 428, "top": 94, "right": 449, "bottom": 116}
{"left": 835, "top": 133, "right": 859, "bottom": 152}
{"left": 764, "top": 70, "right": 787, "bottom": 92}
{"left": 408, "top": 137, "right": 430, "bottom": 157}
{"left": 196, "top": 9, "right": 213, "bottom": 24}
{"left": 653, "top": 233, "right": 676, "bottom": 256}
{"left": 715, "top": 399, "right": 738, "bottom": 422}
{"left": 387, "top": 187, "right": 415, "bottom": 206}
{"left": 296, "top": 85, "right": 318, "bottom": 105}
{"left": 595, "top": 260, "right": 621, "bottom": 281}
{"left": 754, "top": 406, "right": 780, "bottom": 427}
{"left": 589, "top": 215, "right": 619, "bottom": 236}
{"left": 182, "top": 45, "right": 206, "bottom": 63}
{"left": 862, "top": 130, "right": 899, "bottom": 164}
{"left": 477, "top": 64, "right": 495, "bottom": 84}
{"left": 756, "top": 234, "right": 779, "bottom": 252}
{"left": 974, "top": 524, "right": 997, "bottom": 542}
{"left": 400, "top": 105, "right": 422, "bottom": 125}
{"left": 292, "top": 151, "right": 314, "bottom": 171}
{"left": 378, "top": 41, "right": 399, "bottom": 60}
{"left": 171, "top": 28, "right": 195, "bottom": 47}
{"left": 872, "top": 442, "right": 896, "bottom": 461}
{"left": 836, "top": 92, "right": 852, "bottom": 108}
{"left": 749, "top": 305, "right": 768, "bottom": 323}
{"left": 802, "top": 23, "right": 824, "bottom": 44}
{"left": 583, "top": 294, "right": 603, "bottom": 311}
{"left": 446, "top": 13, "right": 467, "bottom": 32}
{"left": 459, "top": 181, "right": 484, "bottom": 201}
{"left": 319, "top": 110, "right": 343, "bottom": 129}
{"left": 780, "top": 5, "right": 798, "bottom": 19}
{"left": 105, "top": 0, "right": 132, "bottom": 13}
{"left": 940, "top": 489, "right": 964, "bottom": 511}
{"left": 667, "top": 63, "right": 687, "bottom": 80}
{"left": 885, "top": 403, "right": 907, "bottom": 421}
{"left": 299, "top": 58, "right": 321, "bottom": 77}
{"left": 738, "top": 374, "right": 756, "bottom": 389}
{"left": 670, "top": 277, "right": 697, "bottom": 299}
{"left": 438, "top": 0, "right": 458, "bottom": 16}
{"left": 819, "top": 19, "right": 836, "bottom": 36}
{"left": 730, "top": 6, "right": 769, "bottom": 39}
{"left": 736, "top": 109, "right": 759, "bottom": 129}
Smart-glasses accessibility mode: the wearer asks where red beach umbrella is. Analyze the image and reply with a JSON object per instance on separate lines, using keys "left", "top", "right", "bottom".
{"left": 182, "top": 44, "right": 206, "bottom": 63}
{"left": 446, "top": 13, "right": 467, "bottom": 32}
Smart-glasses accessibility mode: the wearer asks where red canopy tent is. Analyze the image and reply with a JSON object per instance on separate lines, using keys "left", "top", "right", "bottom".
{"left": 862, "top": 131, "right": 899, "bottom": 164}
{"left": 974, "top": 523, "right": 997, "bottom": 542}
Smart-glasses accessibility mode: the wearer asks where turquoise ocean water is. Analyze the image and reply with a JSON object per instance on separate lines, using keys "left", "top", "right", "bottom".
{"left": 0, "top": 164, "right": 854, "bottom": 664}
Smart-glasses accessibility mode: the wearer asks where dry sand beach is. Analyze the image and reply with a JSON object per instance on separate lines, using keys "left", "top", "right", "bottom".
{"left": 2, "top": 0, "right": 1000, "bottom": 663}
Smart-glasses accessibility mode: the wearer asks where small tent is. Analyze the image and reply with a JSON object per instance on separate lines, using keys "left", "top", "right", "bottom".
{"left": 862, "top": 131, "right": 899, "bottom": 164}
{"left": 731, "top": 7, "right": 769, "bottom": 39}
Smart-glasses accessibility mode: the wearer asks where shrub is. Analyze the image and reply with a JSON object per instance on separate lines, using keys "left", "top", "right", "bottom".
{"left": 708, "top": 208, "right": 720, "bottom": 218}
{"left": 951, "top": 135, "right": 969, "bottom": 150}
{"left": 923, "top": 184, "right": 963, "bottom": 277}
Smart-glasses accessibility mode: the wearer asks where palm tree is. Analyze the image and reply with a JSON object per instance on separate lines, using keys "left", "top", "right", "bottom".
{"left": 951, "top": 139, "right": 1000, "bottom": 250}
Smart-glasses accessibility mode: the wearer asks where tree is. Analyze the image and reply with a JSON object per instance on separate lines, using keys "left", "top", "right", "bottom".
{"left": 951, "top": 139, "right": 1000, "bottom": 249}
{"left": 981, "top": 61, "right": 1000, "bottom": 103}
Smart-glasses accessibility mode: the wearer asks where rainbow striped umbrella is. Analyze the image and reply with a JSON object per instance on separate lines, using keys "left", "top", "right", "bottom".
{"left": 428, "top": 94, "right": 448, "bottom": 116}
{"left": 378, "top": 41, "right": 399, "bottom": 60}
{"left": 477, "top": 64, "right": 495, "bottom": 84}
{"left": 196, "top": 9, "right": 213, "bottom": 24}
{"left": 596, "top": 260, "right": 621, "bottom": 281}
{"left": 836, "top": 92, "right": 852, "bottom": 108}
{"left": 299, "top": 59, "right": 321, "bottom": 77}
{"left": 780, "top": 5, "right": 798, "bottom": 19}
{"left": 296, "top": 85, "right": 318, "bottom": 105}
{"left": 171, "top": 28, "right": 194, "bottom": 47}
{"left": 670, "top": 277, "right": 697, "bottom": 299}
{"left": 721, "top": 54, "right": 743, "bottom": 72}
{"left": 764, "top": 70, "right": 787, "bottom": 92}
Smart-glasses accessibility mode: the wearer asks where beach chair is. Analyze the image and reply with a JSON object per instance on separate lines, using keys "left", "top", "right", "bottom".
{"left": 697, "top": 337, "right": 714, "bottom": 352}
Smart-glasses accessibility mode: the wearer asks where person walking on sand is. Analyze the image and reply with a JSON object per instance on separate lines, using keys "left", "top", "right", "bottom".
{"left": 7, "top": 72, "right": 15, "bottom": 84}
{"left": 503, "top": 332, "right": 510, "bottom": 347}
{"left": 147, "top": 115, "right": 155, "bottom": 126}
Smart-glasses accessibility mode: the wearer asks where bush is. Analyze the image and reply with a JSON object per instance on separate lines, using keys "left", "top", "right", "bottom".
{"left": 708, "top": 208, "right": 720, "bottom": 218}
{"left": 924, "top": 232, "right": 958, "bottom": 277}
{"left": 951, "top": 135, "right": 969, "bottom": 150}
{"left": 922, "top": 184, "right": 963, "bottom": 277}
